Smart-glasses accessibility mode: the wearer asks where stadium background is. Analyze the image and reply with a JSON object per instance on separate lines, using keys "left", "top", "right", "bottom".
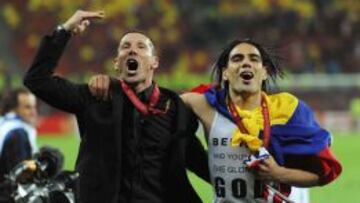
{"left": 0, "top": 0, "right": 359, "bottom": 202}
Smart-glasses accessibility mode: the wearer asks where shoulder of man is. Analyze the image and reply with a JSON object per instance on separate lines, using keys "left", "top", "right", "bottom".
{"left": 1, "top": 128, "right": 30, "bottom": 152}
{"left": 158, "top": 86, "right": 198, "bottom": 130}
{"left": 5, "top": 128, "right": 29, "bottom": 139}
{"left": 269, "top": 92, "right": 320, "bottom": 128}
{"left": 158, "top": 86, "right": 183, "bottom": 107}
{"left": 268, "top": 92, "right": 298, "bottom": 104}
{"left": 158, "top": 86, "right": 179, "bottom": 98}
{"left": 266, "top": 92, "right": 299, "bottom": 124}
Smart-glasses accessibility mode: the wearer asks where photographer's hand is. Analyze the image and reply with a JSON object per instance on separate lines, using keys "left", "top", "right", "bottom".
{"left": 8, "top": 160, "right": 37, "bottom": 183}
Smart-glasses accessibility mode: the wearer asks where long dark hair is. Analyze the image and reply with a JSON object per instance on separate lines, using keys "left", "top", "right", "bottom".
{"left": 212, "top": 39, "right": 284, "bottom": 92}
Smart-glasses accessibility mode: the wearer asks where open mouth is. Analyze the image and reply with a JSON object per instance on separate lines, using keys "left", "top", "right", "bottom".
{"left": 127, "top": 59, "right": 138, "bottom": 71}
{"left": 240, "top": 71, "right": 254, "bottom": 80}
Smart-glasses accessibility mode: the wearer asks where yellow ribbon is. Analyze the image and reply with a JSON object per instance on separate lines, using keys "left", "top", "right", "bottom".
{"left": 230, "top": 92, "right": 299, "bottom": 152}
{"left": 231, "top": 103, "right": 264, "bottom": 152}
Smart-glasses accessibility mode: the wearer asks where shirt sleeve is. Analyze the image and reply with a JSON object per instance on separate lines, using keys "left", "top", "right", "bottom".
{"left": 24, "top": 29, "right": 90, "bottom": 114}
{"left": 183, "top": 106, "right": 210, "bottom": 183}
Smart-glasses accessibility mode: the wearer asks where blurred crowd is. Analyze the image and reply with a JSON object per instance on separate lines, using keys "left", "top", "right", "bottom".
{"left": 0, "top": 0, "right": 359, "bottom": 86}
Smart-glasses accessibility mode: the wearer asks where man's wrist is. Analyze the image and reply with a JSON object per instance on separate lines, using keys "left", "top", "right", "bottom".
{"left": 273, "top": 166, "right": 288, "bottom": 184}
{"left": 55, "top": 24, "right": 71, "bottom": 35}
{"left": 60, "top": 23, "right": 72, "bottom": 31}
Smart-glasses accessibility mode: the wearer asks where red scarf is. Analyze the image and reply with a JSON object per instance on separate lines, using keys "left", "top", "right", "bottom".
{"left": 120, "top": 80, "right": 166, "bottom": 115}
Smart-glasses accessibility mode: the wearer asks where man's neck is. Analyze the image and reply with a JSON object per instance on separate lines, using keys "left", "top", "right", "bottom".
{"left": 228, "top": 90, "right": 262, "bottom": 111}
{"left": 130, "top": 80, "right": 153, "bottom": 93}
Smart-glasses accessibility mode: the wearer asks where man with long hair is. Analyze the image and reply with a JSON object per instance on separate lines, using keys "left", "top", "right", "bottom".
{"left": 182, "top": 39, "right": 342, "bottom": 202}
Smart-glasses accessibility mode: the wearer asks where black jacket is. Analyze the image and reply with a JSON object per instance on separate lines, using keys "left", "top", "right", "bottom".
{"left": 24, "top": 31, "right": 209, "bottom": 203}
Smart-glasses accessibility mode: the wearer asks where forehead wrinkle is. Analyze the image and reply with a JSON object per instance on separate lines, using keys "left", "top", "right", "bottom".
{"left": 118, "top": 36, "right": 155, "bottom": 55}
{"left": 227, "top": 50, "right": 263, "bottom": 68}
{"left": 120, "top": 32, "right": 152, "bottom": 45}
{"left": 249, "top": 53, "right": 261, "bottom": 59}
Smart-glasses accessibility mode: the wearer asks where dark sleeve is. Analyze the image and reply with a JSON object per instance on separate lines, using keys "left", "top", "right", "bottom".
{"left": 23, "top": 30, "right": 90, "bottom": 114}
{"left": 2, "top": 129, "right": 32, "bottom": 173}
{"left": 185, "top": 135, "right": 210, "bottom": 183}
{"left": 183, "top": 107, "right": 210, "bottom": 183}
{"left": 284, "top": 155, "right": 324, "bottom": 178}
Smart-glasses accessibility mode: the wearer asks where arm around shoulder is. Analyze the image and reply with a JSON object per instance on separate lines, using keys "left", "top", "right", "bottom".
{"left": 180, "top": 92, "right": 214, "bottom": 130}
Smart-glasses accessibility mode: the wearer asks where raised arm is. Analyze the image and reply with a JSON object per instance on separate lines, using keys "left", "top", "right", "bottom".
{"left": 24, "top": 10, "right": 105, "bottom": 114}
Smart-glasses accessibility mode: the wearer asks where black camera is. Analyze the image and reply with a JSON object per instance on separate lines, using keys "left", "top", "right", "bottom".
{"left": 11, "top": 171, "right": 78, "bottom": 203}
{"left": 0, "top": 147, "right": 78, "bottom": 203}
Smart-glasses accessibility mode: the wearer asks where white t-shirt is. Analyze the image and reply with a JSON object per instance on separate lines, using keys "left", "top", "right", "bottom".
{"left": 208, "top": 111, "right": 266, "bottom": 203}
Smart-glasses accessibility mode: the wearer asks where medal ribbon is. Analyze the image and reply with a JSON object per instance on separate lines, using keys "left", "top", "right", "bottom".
{"left": 120, "top": 80, "right": 165, "bottom": 115}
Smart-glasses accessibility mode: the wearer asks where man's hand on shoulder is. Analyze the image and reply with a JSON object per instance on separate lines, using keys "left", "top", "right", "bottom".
{"left": 88, "top": 74, "right": 111, "bottom": 101}
{"left": 62, "top": 10, "right": 105, "bottom": 35}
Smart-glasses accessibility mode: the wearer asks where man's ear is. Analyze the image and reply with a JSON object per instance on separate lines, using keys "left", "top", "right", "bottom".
{"left": 262, "top": 66, "right": 268, "bottom": 81}
{"left": 151, "top": 56, "right": 159, "bottom": 70}
{"left": 222, "top": 68, "right": 228, "bottom": 81}
{"left": 113, "top": 58, "right": 119, "bottom": 71}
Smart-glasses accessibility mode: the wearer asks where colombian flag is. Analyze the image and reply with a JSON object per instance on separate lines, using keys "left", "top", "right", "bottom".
{"left": 192, "top": 84, "right": 342, "bottom": 185}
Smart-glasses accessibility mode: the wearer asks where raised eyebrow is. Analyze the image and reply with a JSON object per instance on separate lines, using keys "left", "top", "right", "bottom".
{"left": 230, "top": 53, "right": 244, "bottom": 59}
{"left": 120, "top": 41, "right": 130, "bottom": 47}
{"left": 249, "top": 53, "right": 261, "bottom": 59}
{"left": 137, "top": 41, "right": 148, "bottom": 47}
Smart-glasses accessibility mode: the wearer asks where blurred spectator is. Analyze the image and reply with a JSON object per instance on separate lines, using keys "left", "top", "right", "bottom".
{"left": 0, "top": 0, "right": 359, "bottom": 78}
{"left": 0, "top": 88, "right": 38, "bottom": 182}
